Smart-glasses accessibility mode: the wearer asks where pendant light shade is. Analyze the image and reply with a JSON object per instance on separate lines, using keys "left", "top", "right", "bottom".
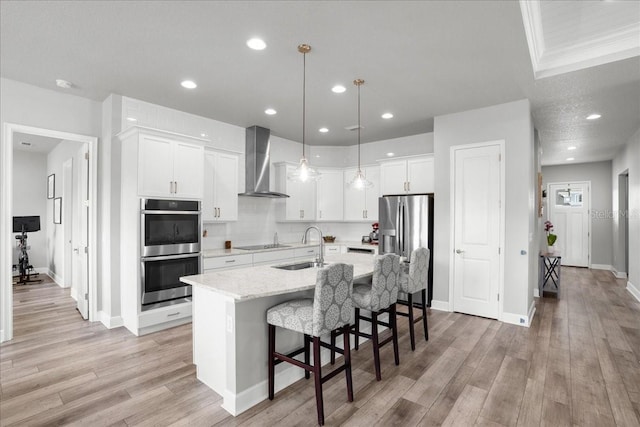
{"left": 288, "top": 44, "right": 320, "bottom": 183}
{"left": 347, "top": 79, "right": 373, "bottom": 190}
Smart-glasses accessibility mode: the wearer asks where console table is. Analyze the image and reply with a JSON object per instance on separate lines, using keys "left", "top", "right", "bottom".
{"left": 539, "top": 251, "right": 561, "bottom": 297}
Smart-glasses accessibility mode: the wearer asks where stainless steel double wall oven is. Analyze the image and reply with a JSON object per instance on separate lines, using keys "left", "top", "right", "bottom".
{"left": 140, "top": 199, "right": 201, "bottom": 310}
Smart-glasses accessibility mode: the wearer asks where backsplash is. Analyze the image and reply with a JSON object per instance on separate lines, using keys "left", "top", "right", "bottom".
{"left": 201, "top": 197, "right": 373, "bottom": 250}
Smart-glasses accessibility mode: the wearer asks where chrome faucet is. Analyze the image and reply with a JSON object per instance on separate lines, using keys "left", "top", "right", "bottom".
{"left": 303, "top": 226, "right": 324, "bottom": 266}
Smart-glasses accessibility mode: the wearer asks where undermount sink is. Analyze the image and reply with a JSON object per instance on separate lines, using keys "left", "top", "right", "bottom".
{"left": 272, "top": 261, "right": 327, "bottom": 271}
{"left": 235, "top": 244, "right": 291, "bottom": 251}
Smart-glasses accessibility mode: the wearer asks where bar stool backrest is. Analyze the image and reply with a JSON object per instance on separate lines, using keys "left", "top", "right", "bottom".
{"left": 312, "top": 263, "right": 354, "bottom": 337}
{"left": 370, "top": 254, "right": 401, "bottom": 312}
{"left": 402, "top": 247, "right": 430, "bottom": 294}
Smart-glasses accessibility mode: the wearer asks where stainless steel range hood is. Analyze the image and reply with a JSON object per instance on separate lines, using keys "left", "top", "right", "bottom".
{"left": 238, "top": 126, "right": 289, "bottom": 198}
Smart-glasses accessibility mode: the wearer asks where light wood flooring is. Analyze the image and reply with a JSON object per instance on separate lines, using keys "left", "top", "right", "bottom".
{"left": 1, "top": 268, "right": 639, "bottom": 426}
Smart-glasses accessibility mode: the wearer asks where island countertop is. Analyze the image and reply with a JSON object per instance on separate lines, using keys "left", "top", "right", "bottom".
{"left": 180, "top": 253, "right": 375, "bottom": 301}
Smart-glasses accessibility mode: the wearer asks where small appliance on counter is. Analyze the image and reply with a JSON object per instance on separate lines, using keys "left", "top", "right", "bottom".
{"left": 369, "top": 222, "right": 379, "bottom": 244}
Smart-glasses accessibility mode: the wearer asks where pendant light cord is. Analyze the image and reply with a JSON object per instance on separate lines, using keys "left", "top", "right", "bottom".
{"left": 357, "top": 82, "right": 361, "bottom": 171}
{"left": 302, "top": 49, "right": 306, "bottom": 159}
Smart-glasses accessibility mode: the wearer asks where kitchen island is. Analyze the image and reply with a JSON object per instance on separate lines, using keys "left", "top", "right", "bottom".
{"left": 180, "top": 252, "right": 376, "bottom": 416}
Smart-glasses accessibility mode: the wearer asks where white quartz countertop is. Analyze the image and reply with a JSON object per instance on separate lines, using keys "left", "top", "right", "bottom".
{"left": 201, "top": 241, "right": 378, "bottom": 258}
{"left": 181, "top": 253, "right": 375, "bottom": 301}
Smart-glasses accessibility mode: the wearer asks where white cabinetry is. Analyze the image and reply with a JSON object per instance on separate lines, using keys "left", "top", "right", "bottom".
{"left": 138, "top": 133, "right": 204, "bottom": 199}
{"left": 203, "top": 254, "right": 253, "bottom": 272}
{"left": 344, "top": 167, "right": 380, "bottom": 221}
{"left": 275, "top": 163, "right": 317, "bottom": 221}
{"left": 203, "top": 150, "right": 239, "bottom": 222}
{"left": 316, "top": 169, "right": 344, "bottom": 221}
{"left": 379, "top": 155, "right": 434, "bottom": 195}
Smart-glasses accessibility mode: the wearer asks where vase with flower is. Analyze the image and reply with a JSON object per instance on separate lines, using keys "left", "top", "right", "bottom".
{"left": 544, "top": 220, "right": 557, "bottom": 253}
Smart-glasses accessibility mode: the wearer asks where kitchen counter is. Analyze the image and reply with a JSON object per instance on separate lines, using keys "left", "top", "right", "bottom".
{"left": 201, "top": 241, "right": 378, "bottom": 258}
{"left": 180, "top": 252, "right": 377, "bottom": 416}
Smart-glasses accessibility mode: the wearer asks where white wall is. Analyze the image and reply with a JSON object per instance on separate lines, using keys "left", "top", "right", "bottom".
{"left": 612, "top": 127, "right": 640, "bottom": 297}
{"left": 433, "top": 99, "right": 535, "bottom": 322}
{"left": 542, "top": 161, "right": 613, "bottom": 266}
{"left": 46, "top": 140, "right": 85, "bottom": 285}
{"left": 11, "top": 150, "right": 48, "bottom": 270}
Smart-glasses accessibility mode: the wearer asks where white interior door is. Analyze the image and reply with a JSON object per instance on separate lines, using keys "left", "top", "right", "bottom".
{"left": 452, "top": 144, "right": 501, "bottom": 319}
{"left": 547, "top": 182, "right": 590, "bottom": 267}
{"left": 75, "top": 145, "right": 90, "bottom": 319}
{"left": 63, "top": 158, "right": 74, "bottom": 291}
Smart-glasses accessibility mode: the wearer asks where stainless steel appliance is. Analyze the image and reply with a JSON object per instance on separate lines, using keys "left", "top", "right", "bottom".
{"left": 141, "top": 199, "right": 200, "bottom": 257}
{"left": 140, "top": 199, "right": 201, "bottom": 309}
{"left": 379, "top": 194, "right": 434, "bottom": 305}
{"left": 238, "top": 126, "right": 289, "bottom": 198}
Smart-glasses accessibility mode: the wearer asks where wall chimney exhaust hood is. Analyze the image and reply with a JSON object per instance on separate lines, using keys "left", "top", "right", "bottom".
{"left": 238, "top": 126, "right": 289, "bottom": 198}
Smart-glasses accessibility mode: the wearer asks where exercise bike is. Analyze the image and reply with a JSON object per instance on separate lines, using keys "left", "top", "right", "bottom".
{"left": 13, "top": 216, "right": 42, "bottom": 285}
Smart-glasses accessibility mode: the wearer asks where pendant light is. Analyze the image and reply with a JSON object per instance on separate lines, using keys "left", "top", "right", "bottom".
{"left": 347, "top": 79, "right": 373, "bottom": 190}
{"left": 288, "top": 44, "right": 320, "bottom": 182}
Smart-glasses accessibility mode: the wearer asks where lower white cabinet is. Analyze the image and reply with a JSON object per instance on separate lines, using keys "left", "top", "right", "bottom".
{"left": 204, "top": 253, "right": 253, "bottom": 271}
{"left": 138, "top": 302, "right": 192, "bottom": 329}
{"left": 253, "top": 249, "right": 297, "bottom": 266}
{"left": 325, "top": 245, "right": 343, "bottom": 255}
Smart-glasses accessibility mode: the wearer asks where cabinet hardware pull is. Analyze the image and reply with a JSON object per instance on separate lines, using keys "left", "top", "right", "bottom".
{"left": 225, "top": 259, "right": 236, "bottom": 263}
{"left": 167, "top": 312, "right": 180, "bottom": 317}
{"left": 170, "top": 181, "right": 173, "bottom": 193}
{"left": 175, "top": 181, "right": 178, "bottom": 193}
{"left": 217, "top": 207, "right": 221, "bottom": 218}
{"left": 407, "top": 182, "right": 410, "bottom": 192}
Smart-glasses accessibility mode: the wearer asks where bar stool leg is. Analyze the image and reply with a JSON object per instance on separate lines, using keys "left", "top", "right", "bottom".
{"left": 407, "top": 293, "right": 416, "bottom": 351}
{"left": 312, "top": 336, "right": 324, "bottom": 425}
{"left": 330, "top": 330, "right": 336, "bottom": 365}
{"left": 421, "top": 289, "right": 428, "bottom": 341}
{"left": 304, "top": 334, "right": 311, "bottom": 380}
{"left": 268, "top": 324, "right": 275, "bottom": 400}
{"left": 371, "top": 311, "right": 381, "bottom": 381}
{"left": 342, "top": 324, "right": 354, "bottom": 402}
{"left": 354, "top": 308, "right": 360, "bottom": 350}
{"left": 391, "top": 304, "right": 400, "bottom": 366}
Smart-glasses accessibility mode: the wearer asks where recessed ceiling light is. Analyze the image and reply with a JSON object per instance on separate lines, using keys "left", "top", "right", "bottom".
{"left": 315, "top": 155, "right": 321, "bottom": 158}
{"left": 386, "top": 152, "right": 395, "bottom": 157}
{"left": 319, "top": 127, "right": 329, "bottom": 133}
{"left": 181, "top": 80, "right": 197, "bottom": 89}
{"left": 331, "top": 85, "right": 346, "bottom": 93}
{"left": 126, "top": 117, "right": 138, "bottom": 122}
{"left": 586, "top": 113, "right": 601, "bottom": 120}
{"left": 567, "top": 146, "right": 577, "bottom": 150}
{"left": 201, "top": 133, "right": 207, "bottom": 137}
{"left": 265, "top": 108, "right": 277, "bottom": 115}
{"left": 566, "top": 157, "right": 575, "bottom": 161}
{"left": 247, "top": 38, "right": 266, "bottom": 50}
{"left": 55, "top": 79, "right": 73, "bottom": 89}
{"left": 381, "top": 113, "right": 394, "bottom": 119}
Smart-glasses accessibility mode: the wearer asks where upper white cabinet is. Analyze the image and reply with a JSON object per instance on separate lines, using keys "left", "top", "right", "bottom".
{"left": 316, "top": 169, "right": 344, "bottom": 222}
{"left": 379, "top": 155, "right": 434, "bottom": 195}
{"left": 275, "top": 163, "right": 317, "bottom": 221}
{"left": 138, "top": 134, "right": 204, "bottom": 199}
{"left": 344, "top": 166, "right": 380, "bottom": 221}
{"left": 203, "top": 150, "right": 239, "bottom": 222}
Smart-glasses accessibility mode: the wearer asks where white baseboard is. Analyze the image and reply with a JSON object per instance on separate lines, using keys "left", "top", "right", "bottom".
{"left": 501, "top": 307, "right": 533, "bottom": 328}
{"left": 99, "top": 311, "right": 124, "bottom": 329}
{"left": 47, "top": 269, "right": 64, "bottom": 287}
{"left": 612, "top": 269, "right": 628, "bottom": 279}
{"left": 591, "top": 264, "right": 613, "bottom": 271}
{"left": 534, "top": 288, "right": 540, "bottom": 298}
{"left": 430, "top": 300, "right": 450, "bottom": 312}
{"left": 627, "top": 281, "right": 640, "bottom": 303}
{"left": 0, "top": 329, "right": 5, "bottom": 343}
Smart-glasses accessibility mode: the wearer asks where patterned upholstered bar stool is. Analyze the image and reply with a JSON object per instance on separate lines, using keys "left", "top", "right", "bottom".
{"left": 267, "top": 263, "right": 354, "bottom": 426}
{"left": 397, "top": 247, "right": 430, "bottom": 351}
{"left": 348, "top": 253, "right": 401, "bottom": 381}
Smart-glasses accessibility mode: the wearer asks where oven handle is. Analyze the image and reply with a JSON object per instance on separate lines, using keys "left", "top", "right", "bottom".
{"left": 141, "top": 253, "right": 200, "bottom": 262}
{"left": 141, "top": 210, "right": 200, "bottom": 215}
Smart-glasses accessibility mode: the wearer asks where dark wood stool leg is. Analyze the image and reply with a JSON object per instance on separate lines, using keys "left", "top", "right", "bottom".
{"left": 342, "top": 324, "right": 354, "bottom": 402}
{"left": 391, "top": 304, "right": 400, "bottom": 366}
{"left": 421, "top": 289, "right": 428, "bottom": 341}
{"left": 268, "top": 324, "right": 275, "bottom": 400}
{"left": 330, "top": 330, "right": 336, "bottom": 365}
{"left": 304, "top": 334, "right": 311, "bottom": 380}
{"left": 312, "top": 336, "right": 324, "bottom": 425}
{"left": 371, "top": 311, "right": 381, "bottom": 381}
{"left": 354, "top": 308, "right": 360, "bottom": 350}
{"left": 407, "top": 293, "right": 416, "bottom": 351}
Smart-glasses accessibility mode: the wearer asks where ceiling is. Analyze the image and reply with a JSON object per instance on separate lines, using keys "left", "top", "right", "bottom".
{"left": 1, "top": 1, "right": 639, "bottom": 165}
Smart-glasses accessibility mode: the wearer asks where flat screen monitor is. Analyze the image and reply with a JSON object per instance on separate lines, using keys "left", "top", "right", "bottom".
{"left": 13, "top": 216, "right": 41, "bottom": 233}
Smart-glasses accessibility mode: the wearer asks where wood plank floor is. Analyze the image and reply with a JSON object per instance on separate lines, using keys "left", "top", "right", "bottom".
{"left": 1, "top": 268, "right": 639, "bottom": 426}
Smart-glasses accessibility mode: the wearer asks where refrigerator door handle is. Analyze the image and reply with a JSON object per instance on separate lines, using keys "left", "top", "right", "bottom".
{"left": 399, "top": 202, "right": 405, "bottom": 257}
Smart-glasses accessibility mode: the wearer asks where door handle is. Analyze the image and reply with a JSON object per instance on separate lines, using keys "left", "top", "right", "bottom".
{"left": 73, "top": 248, "right": 79, "bottom": 253}
{"left": 456, "top": 249, "right": 464, "bottom": 254}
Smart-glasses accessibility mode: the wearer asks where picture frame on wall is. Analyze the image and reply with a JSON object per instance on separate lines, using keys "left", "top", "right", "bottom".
{"left": 54, "top": 197, "right": 62, "bottom": 224}
{"left": 47, "top": 174, "right": 55, "bottom": 199}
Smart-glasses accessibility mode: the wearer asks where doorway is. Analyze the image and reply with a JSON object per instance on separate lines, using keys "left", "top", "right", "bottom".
{"left": 1, "top": 124, "right": 97, "bottom": 342}
{"left": 450, "top": 140, "right": 505, "bottom": 320}
{"left": 547, "top": 181, "right": 591, "bottom": 267}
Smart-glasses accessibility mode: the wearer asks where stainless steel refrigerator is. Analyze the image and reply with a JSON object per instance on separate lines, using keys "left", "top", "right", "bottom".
{"left": 378, "top": 194, "right": 434, "bottom": 305}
